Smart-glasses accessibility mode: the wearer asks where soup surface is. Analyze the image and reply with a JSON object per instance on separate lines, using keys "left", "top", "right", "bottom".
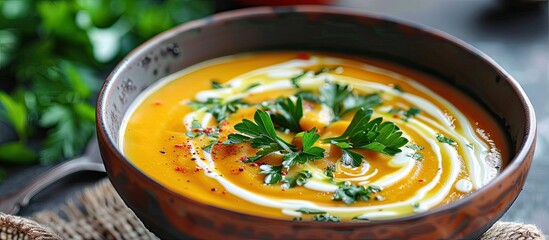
{"left": 122, "top": 52, "right": 507, "bottom": 221}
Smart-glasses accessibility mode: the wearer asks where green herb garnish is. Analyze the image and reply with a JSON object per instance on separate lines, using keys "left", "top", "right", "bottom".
{"left": 324, "top": 165, "right": 336, "bottom": 178}
{"left": 188, "top": 98, "right": 248, "bottom": 123}
{"left": 313, "top": 213, "right": 341, "bottom": 222}
{"left": 435, "top": 133, "right": 457, "bottom": 146}
{"left": 296, "top": 208, "right": 326, "bottom": 214}
{"left": 244, "top": 83, "right": 261, "bottom": 92}
{"left": 389, "top": 106, "right": 421, "bottom": 122}
{"left": 325, "top": 108, "right": 409, "bottom": 167}
{"left": 226, "top": 110, "right": 325, "bottom": 184}
{"left": 332, "top": 181, "right": 381, "bottom": 205}
{"left": 270, "top": 97, "right": 303, "bottom": 132}
{"left": 211, "top": 80, "right": 223, "bottom": 89}
{"left": 393, "top": 84, "right": 404, "bottom": 93}
{"left": 403, "top": 107, "right": 421, "bottom": 121}
{"left": 282, "top": 170, "right": 312, "bottom": 189}
{"left": 290, "top": 71, "right": 308, "bottom": 88}
{"left": 407, "top": 153, "right": 423, "bottom": 161}
{"left": 406, "top": 143, "right": 424, "bottom": 151}
{"left": 259, "top": 164, "right": 284, "bottom": 185}
{"left": 318, "top": 82, "right": 382, "bottom": 120}
{"left": 281, "top": 128, "right": 325, "bottom": 167}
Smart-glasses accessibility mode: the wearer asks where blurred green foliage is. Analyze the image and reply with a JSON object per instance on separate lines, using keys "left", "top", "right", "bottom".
{"left": 0, "top": 0, "right": 214, "bottom": 175}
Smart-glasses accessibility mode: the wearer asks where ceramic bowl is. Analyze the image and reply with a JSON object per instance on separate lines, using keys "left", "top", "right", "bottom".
{"left": 96, "top": 6, "right": 536, "bottom": 239}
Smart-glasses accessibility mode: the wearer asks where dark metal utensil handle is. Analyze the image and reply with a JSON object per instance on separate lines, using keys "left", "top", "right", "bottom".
{"left": 0, "top": 156, "right": 105, "bottom": 214}
{"left": 0, "top": 136, "right": 105, "bottom": 215}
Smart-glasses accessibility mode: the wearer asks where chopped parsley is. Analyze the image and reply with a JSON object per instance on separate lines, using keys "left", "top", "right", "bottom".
{"left": 296, "top": 208, "right": 326, "bottom": 214}
{"left": 313, "top": 213, "right": 341, "bottom": 222}
{"left": 393, "top": 84, "right": 404, "bottom": 93}
{"left": 406, "top": 143, "right": 424, "bottom": 161}
{"left": 406, "top": 143, "right": 424, "bottom": 151}
{"left": 211, "top": 80, "right": 223, "bottom": 89}
{"left": 403, "top": 107, "right": 421, "bottom": 121}
{"left": 188, "top": 98, "right": 248, "bottom": 123}
{"left": 259, "top": 164, "right": 283, "bottom": 185}
{"left": 244, "top": 83, "right": 261, "bottom": 92}
{"left": 389, "top": 106, "right": 421, "bottom": 122}
{"left": 407, "top": 153, "right": 423, "bottom": 161}
{"left": 435, "top": 133, "right": 457, "bottom": 146}
{"left": 282, "top": 170, "right": 312, "bottom": 189}
{"left": 332, "top": 182, "right": 381, "bottom": 205}
{"left": 324, "top": 165, "right": 336, "bottom": 178}
{"left": 290, "top": 71, "right": 308, "bottom": 88}
{"left": 314, "top": 66, "right": 340, "bottom": 76}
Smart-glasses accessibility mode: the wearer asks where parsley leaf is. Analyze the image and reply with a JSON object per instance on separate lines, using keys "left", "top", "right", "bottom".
{"left": 341, "top": 149, "right": 364, "bottom": 167}
{"left": 259, "top": 164, "right": 283, "bottom": 185}
{"left": 313, "top": 213, "right": 341, "bottom": 222}
{"left": 290, "top": 71, "right": 308, "bottom": 88}
{"left": 282, "top": 128, "right": 325, "bottom": 167}
{"left": 319, "top": 82, "right": 352, "bottom": 119}
{"left": 403, "top": 107, "right": 421, "bottom": 121}
{"left": 406, "top": 143, "right": 424, "bottom": 151}
{"left": 332, "top": 182, "right": 381, "bottom": 205}
{"left": 341, "top": 93, "right": 382, "bottom": 117}
{"left": 407, "top": 153, "right": 423, "bottom": 161}
{"left": 435, "top": 133, "right": 457, "bottom": 146}
{"left": 188, "top": 98, "right": 248, "bottom": 123}
{"left": 324, "top": 165, "right": 336, "bottom": 178}
{"left": 282, "top": 170, "right": 312, "bottom": 189}
{"left": 270, "top": 97, "right": 303, "bottom": 132}
{"left": 226, "top": 110, "right": 325, "bottom": 185}
{"left": 389, "top": 106, "right": 421, "bottom": 122}
{"left": 296, "top": 208, "right": 326, "bottom": 214}
{"left": 226, "top": 109, "right": 293, "bottom": 162}
{"left": 211, "top": 80, "right": 223, "bottom": 89}
{"left": 318, "top": 82, "right": 382, "bottom": 120}
{"left": 393, "top": 84, "right": 404, "bottom": 93}
{"left": 326, "top": 108, "right": 409, "bottom": 162}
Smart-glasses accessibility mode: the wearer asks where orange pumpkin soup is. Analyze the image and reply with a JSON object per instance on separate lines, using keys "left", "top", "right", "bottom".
{"left": 121, "top": 52, "right": 507, "bottom": 221}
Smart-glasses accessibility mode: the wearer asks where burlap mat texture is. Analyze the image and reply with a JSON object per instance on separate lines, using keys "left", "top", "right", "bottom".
{"left": 0, "top": 178, "right": 545, "bottom": 239}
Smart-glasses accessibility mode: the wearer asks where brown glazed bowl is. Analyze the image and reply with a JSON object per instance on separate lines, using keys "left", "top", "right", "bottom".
{"left": 96, "top": 6, "right": 536, "bottom": 240}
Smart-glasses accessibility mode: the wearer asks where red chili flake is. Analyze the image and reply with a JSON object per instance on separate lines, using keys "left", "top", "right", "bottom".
{"left": 393, "top": 115, "right": 399, "bottom": 118}
{"left": 218, "top": 129, "right": 223, "bottom": 132}
{"left": 240, "top": 157, "right": 247, "bottom": 162}
{"left": 281, "top": 171, "right": 288, "bottom": 176}
{"left": 238, "top": 167, "right": 245, "bottom": 172}
{"left": 418, "top": 179, "right": 425, "bottom": 182}
{"left": 222, "top": 191, "right": 227, "bottom": 195}
{"left": 174, "top": 144, "right": 183, "bottom": 149}
{"left": 296, "top": 53, "right": 310, "bottom": 60}
{"left": 250, "top": 163, "right": 259, "bottom": 167}
{"left": 194, "top": 167, "right": 202, "bottom": 173}
{"left": 153, "top": 101, "right": 162, "bottom": 106}
{"left": 175, "top": 166, "right": 183, "bottom": 171}
{"left": 211, "top": 188, "right": 217, "bottom": 192}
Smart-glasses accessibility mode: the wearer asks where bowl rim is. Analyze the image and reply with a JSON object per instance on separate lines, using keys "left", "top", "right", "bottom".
{"left": 97, "top": 5, "right": 537, "bottom": 227}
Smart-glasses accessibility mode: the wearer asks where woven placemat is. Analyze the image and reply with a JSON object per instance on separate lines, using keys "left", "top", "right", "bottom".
{"left": 0, "top": 178, "right": 545, "bottom": 240}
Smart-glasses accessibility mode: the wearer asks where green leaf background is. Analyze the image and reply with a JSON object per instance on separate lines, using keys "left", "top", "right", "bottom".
{"left": 0, "top": 0, "right": 214, "bottom": 180}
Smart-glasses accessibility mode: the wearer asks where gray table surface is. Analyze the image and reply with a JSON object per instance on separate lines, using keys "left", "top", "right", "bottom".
{"left": 1, "top": 0, "right": 548, "bottom": 236}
